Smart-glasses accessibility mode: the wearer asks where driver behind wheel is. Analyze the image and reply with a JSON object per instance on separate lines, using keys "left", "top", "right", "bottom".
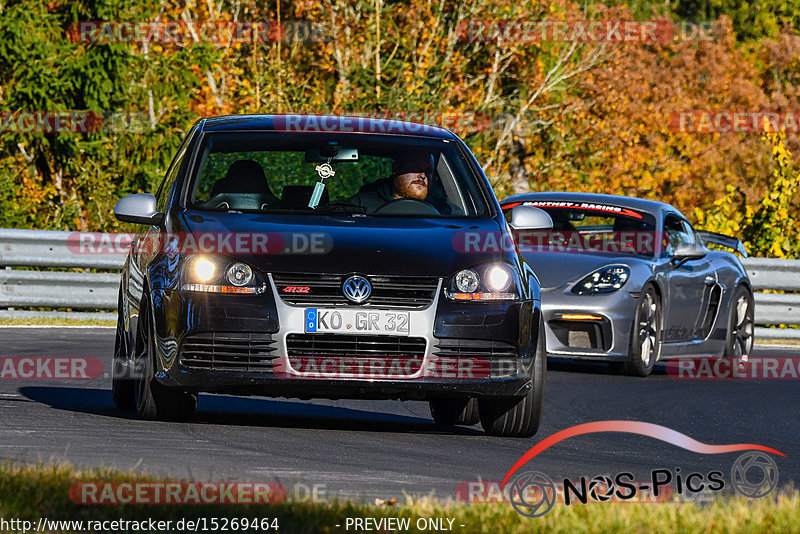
{"left": 347, "top": 152, "right": 437, "bottom": 212}
{"left": 392, "top": 152, "right": 433, "bottom": 201}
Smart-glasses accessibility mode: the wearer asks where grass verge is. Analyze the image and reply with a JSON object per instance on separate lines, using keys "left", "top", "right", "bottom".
{"left": 1, "top": 462, "right": 798, "bottom": 533}
{"left": 0, "top": 318, "right": 115, "bottom": 327}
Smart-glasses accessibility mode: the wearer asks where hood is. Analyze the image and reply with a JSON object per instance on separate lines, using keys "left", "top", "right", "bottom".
{"left": 522, "top": 252, "right": 650, "bottom": 290}
{"left": 176, "top": 210, "right": 508, "bottom": 277}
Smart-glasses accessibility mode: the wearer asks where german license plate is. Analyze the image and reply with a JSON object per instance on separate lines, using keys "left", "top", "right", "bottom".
{"left": 304, "top": 309, "right": 410, "bottom": 335}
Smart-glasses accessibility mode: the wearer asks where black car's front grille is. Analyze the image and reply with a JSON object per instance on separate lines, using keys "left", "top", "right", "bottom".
{"left": 285, "top": 334, "right": 428, "bottom": 377}
{"left": 180, "top": 332, "right": 278, "bottom": 371}
{"left": 433, "top": 338, "right": 518, "bottom": 358}
{"left": 286, "top": 333, "right": 427, "bottom": 358}
{"left": 272, "top": 273, "right": 439, "bottom": 308}
{"left": 433, "top": 338, "right": 519, "bottom": 378}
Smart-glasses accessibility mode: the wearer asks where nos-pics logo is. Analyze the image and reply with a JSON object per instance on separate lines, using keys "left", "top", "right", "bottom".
{"left": 502, "top": 421, "right": 783, "bottom": 518}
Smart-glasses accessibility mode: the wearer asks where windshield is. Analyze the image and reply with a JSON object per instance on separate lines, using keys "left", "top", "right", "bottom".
{"left": 186, "top": 132, "right": 489, "bottom": 218}
{"left": 507, "top": 200, "right": 658, "bottom": 257}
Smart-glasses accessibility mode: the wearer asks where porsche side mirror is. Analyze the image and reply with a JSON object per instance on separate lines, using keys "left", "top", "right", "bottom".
{"left": 508, "top": 206, "right": 553, "bottom": 231}
{"left": 672, "top": 242, "right": 706, "bottom": 267}
{"left": 114, "top": 193, "right": 164, "bottom": 226}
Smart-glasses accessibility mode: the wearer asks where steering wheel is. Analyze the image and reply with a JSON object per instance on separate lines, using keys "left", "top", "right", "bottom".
{"left": 374, "top": 198, "right": 440, "bottom": 216}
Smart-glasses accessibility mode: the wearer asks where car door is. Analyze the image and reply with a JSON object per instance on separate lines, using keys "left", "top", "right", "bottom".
{"left": 662, "top": 214, "right": 716, "bottom": 343}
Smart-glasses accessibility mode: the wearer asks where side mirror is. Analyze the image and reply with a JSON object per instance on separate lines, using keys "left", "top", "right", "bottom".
{"left": 672, "top": 242, "right": 706, "bottom": 267}
{"left": 508, "top": 206, "right": 553, "bottom": 231}
{"left": 114, "top": 194, "right": 164, "bottom": 226}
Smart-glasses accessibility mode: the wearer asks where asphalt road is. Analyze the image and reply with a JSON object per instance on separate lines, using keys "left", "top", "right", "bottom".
{"left": 1, "top": 327, "right": 798, "bottom": 503}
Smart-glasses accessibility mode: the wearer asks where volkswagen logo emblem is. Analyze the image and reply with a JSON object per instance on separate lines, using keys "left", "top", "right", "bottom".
{"left": 342, "top": 275, "right": 371, "bottom": 303}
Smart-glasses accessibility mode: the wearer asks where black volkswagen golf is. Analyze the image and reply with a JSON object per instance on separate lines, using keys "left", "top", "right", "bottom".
{"left": 112, "top": 114, "right": 553, "bottom": 437}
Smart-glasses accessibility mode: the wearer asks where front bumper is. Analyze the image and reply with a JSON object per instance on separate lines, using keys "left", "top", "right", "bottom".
{"left": 146, "top": 277, "right": 538, "bottom": 400}
{"left": 541, "top": 287, "right": 639, "bottom": 361}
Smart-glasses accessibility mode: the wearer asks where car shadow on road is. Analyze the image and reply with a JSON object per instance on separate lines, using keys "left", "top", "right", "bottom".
{"left": 547, "top": 358, "right": 667, "bottom": 376}
{"left": 18, "top": 386, "right": 483, "bottom": 436}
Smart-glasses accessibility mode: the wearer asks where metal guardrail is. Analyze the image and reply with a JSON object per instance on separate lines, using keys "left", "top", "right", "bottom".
{"left": 739, "top": 258, "right": 800, "bottom": 340}
{"left": 0, "top": 228, "right": 124, "bottom": 320}
{"left": 0, "top": 229, "right": 799, "bottom": 339}
{"left": 0, "top": 270, "right": 119, "bottom": 308}
{"left": 0, "top": 228, "right": 126, "bottom": 270}
{"left": 740, "top": 258, "right": 800, "bottom": 291}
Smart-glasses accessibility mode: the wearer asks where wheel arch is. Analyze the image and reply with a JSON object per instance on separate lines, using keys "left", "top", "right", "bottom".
{"left": 643, "top": 277, "right": 665, "bottom": 329}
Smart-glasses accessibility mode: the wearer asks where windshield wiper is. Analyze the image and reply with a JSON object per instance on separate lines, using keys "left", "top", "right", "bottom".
{"left": 311, "top": 201, "right": 368, "bottom": 215}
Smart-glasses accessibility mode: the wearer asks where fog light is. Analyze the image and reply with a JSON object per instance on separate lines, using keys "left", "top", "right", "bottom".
{"left": 226, "top": 263, "right": 254, "bottom": 286}
{"left": 455, "top": 269, "right": 479, "bottom": 293}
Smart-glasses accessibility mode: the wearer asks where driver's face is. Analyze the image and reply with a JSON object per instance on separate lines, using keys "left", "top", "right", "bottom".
{"left": 393, "top": 172, "right": 429, "bottom": 200}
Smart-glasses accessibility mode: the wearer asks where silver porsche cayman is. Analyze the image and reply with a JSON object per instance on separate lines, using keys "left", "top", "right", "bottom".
{"left": 499, "top": 192, "right": 754, "bottom": 376}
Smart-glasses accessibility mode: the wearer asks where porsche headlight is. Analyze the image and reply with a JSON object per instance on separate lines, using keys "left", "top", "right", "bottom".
{"left": 183, "top": 256, "right": 263, "bottom": 294}
{"left": 447, "top": 263, "right": 518, "bottom": 301}
{"left": 572, "top": 265, "right": 630, "bottom": 295}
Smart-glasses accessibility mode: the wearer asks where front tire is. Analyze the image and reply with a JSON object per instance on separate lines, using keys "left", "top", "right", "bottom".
{"left": 134, "top": 297, "right": 197, "bottom": 421}
{"left": 430, "top": 397, "right": 479, "bottom": 426}
{"left": 724, "top": 285, "right": 754, "bottom": 364}
{"left": 623, "top": 283, "right": 662, "bottom": 377}
{"left": 478, "top": 315, "right": 546, "bottom": 437}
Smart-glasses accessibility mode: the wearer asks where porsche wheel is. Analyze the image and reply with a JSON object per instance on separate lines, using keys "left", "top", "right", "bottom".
{"left": 624, "top": 284, "right": 662, "bottom": 377}
{"left": 724, "top": 285, "right": 754, "bottom": 364}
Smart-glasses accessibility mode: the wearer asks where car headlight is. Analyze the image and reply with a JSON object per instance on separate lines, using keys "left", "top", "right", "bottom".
{"left": 446, "top": 263, "right": 518, "bottom": 301}
{"left": 182, "top": 256, "right": 264, "bottom": 294}
{"left": 572, "top": 265, "right": 630, "bottom": 295}
{"left": 192, "top": 257, "right": 216, "bottom": 283}
{"left": 486, "top": 265, "right": 512, "bottom": 292}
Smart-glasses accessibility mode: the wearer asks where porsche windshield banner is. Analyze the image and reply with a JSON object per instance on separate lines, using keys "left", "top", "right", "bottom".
{"left": 503, "top": 200, "right": 646, "bottom": 219}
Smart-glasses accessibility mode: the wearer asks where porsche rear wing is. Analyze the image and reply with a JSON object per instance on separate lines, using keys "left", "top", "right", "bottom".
{"left": 697, "top": 230, "right": 748, "bottom": 257}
